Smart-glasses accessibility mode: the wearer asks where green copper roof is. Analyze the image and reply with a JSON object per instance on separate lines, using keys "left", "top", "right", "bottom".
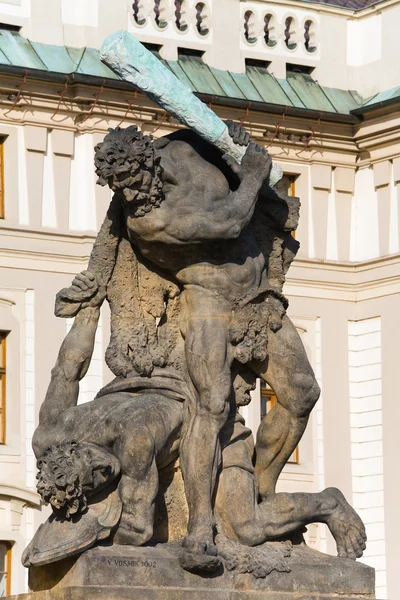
{"left": 359, "top": 85, "right": 400, "bottom": 107}
{"left": 0, "top": 28, "right": 395, "bottom": 118}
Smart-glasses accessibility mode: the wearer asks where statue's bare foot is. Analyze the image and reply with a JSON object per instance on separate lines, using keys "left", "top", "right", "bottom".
{"left": 179, "top": 531, "right": 222, "bottom": 573}
{"left": 113, "top": 512, "right": 153, "bottom": 546}
{"left": 323, "top": 487, "right": 367, "bottom": 560}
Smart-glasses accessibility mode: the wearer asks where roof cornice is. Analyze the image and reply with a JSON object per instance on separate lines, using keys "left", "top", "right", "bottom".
{"left": 251, "top": 0, "right": 400, "bottom": 18}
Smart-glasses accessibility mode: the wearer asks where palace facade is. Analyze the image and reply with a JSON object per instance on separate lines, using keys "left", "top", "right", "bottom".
{"left": 0, "top": 1, "right": 399, "bottom": 598}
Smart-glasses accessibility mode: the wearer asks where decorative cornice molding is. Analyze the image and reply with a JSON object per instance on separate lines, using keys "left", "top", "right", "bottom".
{"left": 0, "top": 298, "right": 15, "bottom": 308}
{"left": 287, "top": 254, "right": 400, "bottom": 302}
{"left": 2, "top": 230, "right": 400, "bottom": 299}
{"left": 0, "top": 483, "right": 41, "bottom": 507}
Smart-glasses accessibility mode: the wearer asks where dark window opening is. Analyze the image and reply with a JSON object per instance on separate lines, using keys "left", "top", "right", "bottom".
{"left": 154, "top": 0, "right": 168, "bottom": 28}
{"left": 178, "top": 47, "right": 205, "bottom": 58}
{"left": 284, "top": 17, "right": 297, "bottom": 50}
{"left": 304, "top": 20, "right": 317, "bottom": 53}
{"left": 0, "top": 23, "right": 21, "bottom": 34}
{"left": 142, "top": 42, "right": 163, "bottom": 58}
{"left": 244, "top": 11, "right": 257, "bottom": 44}
{"left": 286, "top": 63, "right": 315, "bottom": 75}
{"left": 245, "top": 58, "right": 271, "bottom": 70}
{"left": 195, "top": 3, "right": 209, "bottom": 36}
{"left": 264, "top": 14, "right": 276, "bottom": 47}
{"left": 175, "top": 0, "right": 188, "bottom": 31}
{"left": 132, "top": 1, "right": 146, "bottom": 26}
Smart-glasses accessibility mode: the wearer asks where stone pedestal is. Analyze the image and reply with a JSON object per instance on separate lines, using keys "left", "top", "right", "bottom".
{"left": 6, "top": 542, "right": 375, "bottom": 600}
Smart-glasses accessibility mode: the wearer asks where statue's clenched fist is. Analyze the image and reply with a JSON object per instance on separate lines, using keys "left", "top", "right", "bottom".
{"left": 55, "top": 270, "right": 106, "bottom": 318}
{"left": 226, "top": 119, "right": 250, "bottom": 147}
{"left": 223, "top": 120, "right": 272, "bottom": 184}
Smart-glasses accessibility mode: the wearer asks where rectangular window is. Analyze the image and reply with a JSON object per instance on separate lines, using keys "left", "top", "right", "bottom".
{"left": 275, "top": 173, "right": 296, "bottom": 198}
{"left": 275, "top": 174, "right": 297, "bottom": 238}
{"left": 0, "top": 332, "right": 6, "bottom": 444}
{"left": 260, "top": 381, "right": 299, "bottom": 464}
{"left": 0, "top": 138, "right": 4, "bottom": 220}
{"left": 0, "top": 541, "right": 11, "bottom": 597}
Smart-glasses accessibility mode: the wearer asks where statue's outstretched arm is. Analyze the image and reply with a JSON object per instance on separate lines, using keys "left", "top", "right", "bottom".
{"left": 36, "top": 272, "right": 105, "bottom": 435}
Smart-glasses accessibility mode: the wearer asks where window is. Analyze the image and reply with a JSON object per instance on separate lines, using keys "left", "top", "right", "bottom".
{"left": 284, "top": 17, "right": 297, "bottom": 50}
{"left": 174, "top": 0, "right": 188, "bottom": 31}
{"left": 244, "top": 10, "right": 257, "bottom": 44}
{"left": 304, "top": 20, "right": 317, "bottom": 53}
{"left": 276, "top": 174, "right": 297, "bottom": 238}
{"left": 195, "top": 3, "right": 209, "bottom": 36}
{"left": 142, "top": 42, "right": 162, "bottom": 58}
{"left": 245, "top": 58, "right": 271, "bottom": 70}
{"left": 178, "top": 47, "right": 204, "bottom": 58}
{"left": 0, "top": 542, "right": 11, "bottom": 597}
{"left": 0, "top": 332, "right": 7, "bottom": 444}
{"left": 260, "top": 382, "right": 299, "bottom": 464}
{"left": 132, "top": 1, "right": 146, "bottom": 26}
{"left": 154, "top": 0, "right": 168, "bottom": 29}
{"left": 264, "top": 13, "right": 277, "bottom": 47}
{"left": 286, "top": 63, "right": 315, "bottom": 76}
{"left": 0, "top": 138, "right": 4, "bottom": 219}
{"left": 275, "top": 173, "right": 296, "bottom": 198}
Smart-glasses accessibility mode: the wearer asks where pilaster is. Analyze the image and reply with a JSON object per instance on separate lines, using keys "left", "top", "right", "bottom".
{"left": 51, "top": 129, "right": 74, "bottom": 233}
{"left": 311, "top": 164, "right": 331, "bottom": 260}
{"left": 373, "top": 160, "right": 391, "bottom": 258}
{"left": 24, "top": 126, "right": 47, "bottom": 231}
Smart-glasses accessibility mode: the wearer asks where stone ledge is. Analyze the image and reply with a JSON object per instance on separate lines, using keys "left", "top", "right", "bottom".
{"left": 3, "top": 590, "right": 378, "bottom": 600}
{"left": 19, "top": 543, "right": 375, "bottom": 600}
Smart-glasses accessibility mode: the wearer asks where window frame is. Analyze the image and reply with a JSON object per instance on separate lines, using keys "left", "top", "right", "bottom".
{"left": 275, "top": 173, "right": 297, "bottom": 238}
{"left": 0, "top": 138, "right": 4, "bottom": 219}
{"left": 0, "top": 331, "right": 7, "bottom": 445}
{"left": 0, "top": 541, "right": 11, "bottom": 597}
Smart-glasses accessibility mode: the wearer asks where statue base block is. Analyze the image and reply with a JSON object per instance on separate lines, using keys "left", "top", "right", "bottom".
{"left": 7, "top": 543, "right": 375, "bottom": 600}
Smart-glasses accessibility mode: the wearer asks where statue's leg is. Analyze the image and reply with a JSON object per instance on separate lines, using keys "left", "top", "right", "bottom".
{"left": 217, "top": 466, "right": 366, "bottom": 559}
{"left": 251, "top": 315, "right": 320, "bottom": 498}
{"left": 114, "top": 426, "right": 159, "bottom": 546}
{"left": 179, "top": 290, "right": 232, "bottom": 565}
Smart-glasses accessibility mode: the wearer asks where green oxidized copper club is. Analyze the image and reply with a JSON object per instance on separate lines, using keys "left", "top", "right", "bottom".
{"left": 100, "top": 30, "right": 282, "bottom": 187}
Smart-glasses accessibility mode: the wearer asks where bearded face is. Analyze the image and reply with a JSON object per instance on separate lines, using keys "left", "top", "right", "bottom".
{"left": 94, "top": 125, "right": 164, "bottom": 217}
{"left": 36, "top": 441, "right": 120, "bottom": 520}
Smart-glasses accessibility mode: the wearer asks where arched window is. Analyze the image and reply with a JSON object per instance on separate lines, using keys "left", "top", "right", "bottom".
{"left": 132, "top": 0, "right": 146, "bottom": 26}
{"left": 174, "top": 0, "right": 188, "bottom": 31}
{"left": 195, "top": 3, "right": 209, "bottom": 36}
{"left": 154, "top": 0, "right": 168, "bottom": 29}
{"left": 244, "top": 10, "right": 257, "bottom": 44}
{"left": 284, "top": 16, "right": 297, "bottom": 50}
{"left": 304, "top": 20, "right": 317, "bottom": 52}
{"left": 264, "top": 13, "right": 276, "bottom": 47}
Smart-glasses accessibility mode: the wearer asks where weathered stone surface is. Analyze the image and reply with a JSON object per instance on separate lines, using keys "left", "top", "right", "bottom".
{"left": 23, "top": 117, "right": 372, "bottom": 595}
{"left": 23, "top": 544, "right": 374, "bottom": 599}
{"left": 4, "top": 592, "right": 378, "bottom": 600}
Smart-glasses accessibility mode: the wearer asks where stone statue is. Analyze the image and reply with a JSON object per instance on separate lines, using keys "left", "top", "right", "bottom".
{"left": 22, "top": 122, "right": 368, "bottom": 588}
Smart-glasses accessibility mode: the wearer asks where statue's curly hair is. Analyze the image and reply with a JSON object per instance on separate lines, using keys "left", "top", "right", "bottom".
{"left": 36, "top": 441, "right": 89, "bottom": 520}
{"left": 94, "top": 125, "right": 164, "bottom": 217}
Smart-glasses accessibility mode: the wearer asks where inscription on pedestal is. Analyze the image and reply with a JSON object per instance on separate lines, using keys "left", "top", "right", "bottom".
{"left": 106, "top": 558, "right": 157, "bottom": 568}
